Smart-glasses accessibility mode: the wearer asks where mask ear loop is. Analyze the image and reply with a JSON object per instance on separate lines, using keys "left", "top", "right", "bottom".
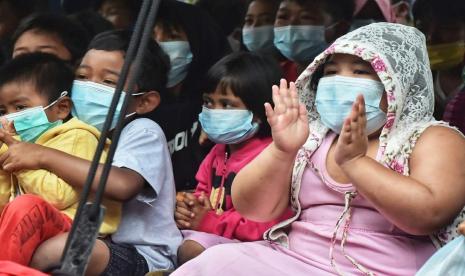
{"left": 44, "top": 91, "right": 69, "bottom": 110}
{"left": 124, "top": 91, "right": 147, "bottom": 118}
{"left": 131, "top": 92, "right": 146, "bottom": 96}
{"left": 325, "top": 21, "right": 340, "bottom": 31}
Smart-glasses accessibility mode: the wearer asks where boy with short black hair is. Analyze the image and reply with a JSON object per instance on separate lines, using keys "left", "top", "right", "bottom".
{"left": 0, "top": 52, "right": 121, "bottom": 265}
{"left": 11, "top": 13, "right": 90, "bottom": 64}
{"left": 10, "top": 30, "right": 182, "bottom": 275}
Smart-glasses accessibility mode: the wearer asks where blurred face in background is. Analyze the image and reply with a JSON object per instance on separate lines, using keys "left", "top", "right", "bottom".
{"left": 99, "top": 0, "right": 135, "bottom": 30}
{"left": 13, "top": 30, "right": 72, "bottom": 61}
{"left": 154, "top": 22, "right": 193, "bottom": 91}
{"left": 244, "top": 0, "right": 278, "bottom": 28}
{"left": 242, "top": 0, "right": 279, "bottom": 52}
{"left": 272, "top": 0, "right": 347, "bottom": 65}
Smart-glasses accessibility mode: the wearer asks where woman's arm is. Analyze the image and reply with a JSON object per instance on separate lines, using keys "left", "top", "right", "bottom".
{"left": 336, "top": 96, "right": 465, "bottom": 235}
{"left": 232, "top": 80, "right": 309, "bottom": 222}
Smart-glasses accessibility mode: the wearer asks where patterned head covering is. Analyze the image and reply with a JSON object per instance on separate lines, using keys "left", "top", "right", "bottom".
{"left": 295, "top": 22, "right": 439, "bottom": 174}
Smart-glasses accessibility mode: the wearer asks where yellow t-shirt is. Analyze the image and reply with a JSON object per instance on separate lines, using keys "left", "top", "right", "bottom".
{"left": 0, "top": 118, "right": 121, "bottom": 234}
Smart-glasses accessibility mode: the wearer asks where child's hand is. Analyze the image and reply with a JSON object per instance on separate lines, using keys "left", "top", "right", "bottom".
{"left": 187, "top": 192, "right": 213, "bottom": 230}
{"left": 1, "top": 117, "right": 16, "bottom": 135}
{"left": 334, "top": 95, "right": 368, "bottom": 167}
{"left": 198, "top": 129, "right": 211, "bottom": 147}
{"left": 0, "top": 119, "right": 16, "bottom": 149}
{"left": 265, "top": 79, "right": 309, "bottom": 154}
{"left": 0, "top": 133, "right": 45, "bottom": 172}
{"left": 175, "top": 192, "right": 196, "bottom": 229}
{"left": 175, "top": 192, "right": 212, "bottom": 230}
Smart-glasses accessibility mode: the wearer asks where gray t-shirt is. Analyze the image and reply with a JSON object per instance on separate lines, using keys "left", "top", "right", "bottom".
{"left": 111, "top": 118, "right": 182, "bottom": 270}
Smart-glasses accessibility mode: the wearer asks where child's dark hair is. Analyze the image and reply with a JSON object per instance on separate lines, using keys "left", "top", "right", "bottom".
{"left": 290, "top": 0, "right": 355, "bottom": 22}
{"left": 87, "top": 30, "right": 169, "bottom": 97}
{"left": 196, "top": 0, "right": 248, "bottom": 36}
{"left": 11, "top": 13, "right": 90, "bottom": 64}
{"left": 0, "top": 52, "right": 74, "bottom": 103}
{"left": 204, "top": 52, "right": 283, "bottom": 138}
{"left": 94, "top": 0, "right": 142, "bottom": 17}
{"left": 68, "top": 10, "right": 114, "bottom": 39}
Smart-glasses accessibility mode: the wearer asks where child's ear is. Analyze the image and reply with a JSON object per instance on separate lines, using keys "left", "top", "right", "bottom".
{"left": 55, "top": 97, "right": 72, "bottom": 120}
{"left": 135, "top": 91, "right": 161, "bottom": 114}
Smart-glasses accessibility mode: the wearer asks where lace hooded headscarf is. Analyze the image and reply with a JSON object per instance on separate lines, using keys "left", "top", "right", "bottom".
{"left": 265, "top": 22, "right": 462, "bottom": 252}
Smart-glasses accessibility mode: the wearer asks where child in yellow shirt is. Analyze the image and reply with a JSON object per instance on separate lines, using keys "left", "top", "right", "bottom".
{"left": 0, "top": 53, "right": 120, "bottom": 265}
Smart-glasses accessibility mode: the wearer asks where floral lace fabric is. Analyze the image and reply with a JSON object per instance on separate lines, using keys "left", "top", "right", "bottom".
{"left": 264, "top": 23, "right": 463, "bottom": 248}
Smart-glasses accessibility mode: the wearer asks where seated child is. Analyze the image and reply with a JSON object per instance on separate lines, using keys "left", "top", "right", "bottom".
{"left": 175, "top": 52, "right": 293, "bottom": 264}
{"left": 0, "top": 53, "right": 120, "bottom": 265}
{"left": 24, "top": 30, "right": 181, "bottom": 275}
{"left": 11, "top": 13, "right": 89, "bottom": 65}
{"left": 172, "top": 22, "right": 465, "bottom": 276}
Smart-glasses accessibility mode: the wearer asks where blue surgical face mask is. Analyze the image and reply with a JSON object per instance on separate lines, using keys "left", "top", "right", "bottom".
{"left": 315, "top": 75, "right": 387, "bottom": 135}
{"left": 274, "top": 25, "right": 328, "bottom": 64}
{"left": 242, "top": 25, "right": 274, "bottom": 52}
{"left": 198, "top": 106, "right": 259, "bottom": 144}
{"left": 71, "top": 80, "right": 143, "bottom": 131}
{"left": 3, "top": 91, "right": 68, "bottom": 142}
{"left": 159, "top": 41, "right": 193, "bottom": 88}
{"left": 349, "top": 19, "right": 377, "bottom": 32}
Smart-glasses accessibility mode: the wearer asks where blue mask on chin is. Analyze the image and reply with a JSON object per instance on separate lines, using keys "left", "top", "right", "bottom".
{"left": 198, "top": 107, "right": 259, "bottom": 144}
{"left": 315, "top": 75, "right": 387, "bottom": 135}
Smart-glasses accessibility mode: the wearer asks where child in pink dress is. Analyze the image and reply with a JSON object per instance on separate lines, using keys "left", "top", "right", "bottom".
{"left": 172, "top": 23, "right": 465, "bottom": 275}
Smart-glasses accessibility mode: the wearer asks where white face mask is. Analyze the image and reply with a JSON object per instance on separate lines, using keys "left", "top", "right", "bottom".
{"left": 159, "top": 41, "right": 193, "bottom": 88}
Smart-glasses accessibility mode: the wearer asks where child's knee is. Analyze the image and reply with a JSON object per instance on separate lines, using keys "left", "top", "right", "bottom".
{"left": 29, "top": 234, "right": 67, "bottom": 270}
{"left": 177, "top": 240, "right": 206, "bottom": 265}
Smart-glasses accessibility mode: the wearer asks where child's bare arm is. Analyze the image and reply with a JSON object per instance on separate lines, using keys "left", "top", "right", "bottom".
{"left": 336, "top": 95, "right": 465, "bottom": 235}
{"left": 232, "top": 80, "right": 309, "bottom": 222}
{"left": 0, "top": 133, "right": 144, "bottom": 202}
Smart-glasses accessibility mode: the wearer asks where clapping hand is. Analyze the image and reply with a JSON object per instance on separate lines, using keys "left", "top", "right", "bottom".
{"left": 334, "top": 95, "right": 369, "bottom": 167}
{"left": 265, "top": 79, "right": 309, "bottom": 154}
